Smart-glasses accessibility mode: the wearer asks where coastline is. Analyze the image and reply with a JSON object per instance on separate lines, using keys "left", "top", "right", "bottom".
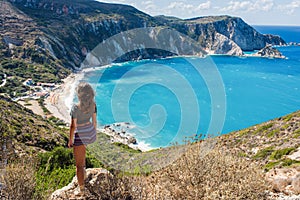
{"left": 45, "top": 71, "right": 85, "bottom": 124}
{"left": 45, "top": 68, "right": 153, "bottom": 152}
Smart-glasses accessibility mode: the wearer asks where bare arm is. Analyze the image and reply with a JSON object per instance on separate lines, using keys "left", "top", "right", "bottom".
{"left": 68, "top": 118, "right": 77, "bottom": 148}
{"left": 92, "top": 112, "right": 97, "bottom": 130}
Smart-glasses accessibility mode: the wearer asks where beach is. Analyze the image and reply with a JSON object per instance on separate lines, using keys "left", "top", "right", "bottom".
{"left": 45, "top": 72, "right": 84, "bottom": 124}
{"left": 44, "top": 69, "right": 152, "bottom": 152}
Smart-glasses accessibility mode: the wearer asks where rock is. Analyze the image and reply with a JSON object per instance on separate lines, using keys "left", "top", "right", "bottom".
{"left": 287, "top": 148, "right": 300, "bottom": 161}
{"left": 272, "top": 178, "right": 291, "bottom": 193}
{"left": 253, "top": 45, "right": 285, "bottom": 58}
{"left": 292, "top": 174, "right": 300, "bottom": 194}
{"left": 266, "top": 167, "right": 300, "bottom": 195}
{"left": 128, "top": 136, "right": 137, "bottom": 144}
{"left": 208, "top": 33, "right": 243, "bottom": 56}
{"left": 49, "top": 168, "right": 110, "bottom": 200}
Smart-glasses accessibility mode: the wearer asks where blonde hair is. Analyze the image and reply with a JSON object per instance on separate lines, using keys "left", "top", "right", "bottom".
{"left": 76, "top": 82, "right": 95, "bottom": 113}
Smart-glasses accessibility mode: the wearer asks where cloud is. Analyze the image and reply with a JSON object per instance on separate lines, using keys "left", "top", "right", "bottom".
{"left": 141, "top": 0, "right": 157, "bottom": 10}
{"left": 251, "top": 0, "right": 274, "bottom": 11}
{"left": 167, "top": 2, "right": 194, "bottom": 10}
{"left": 277, "top": 0, "right": 300, "bottom": 15}
{"left": 196, "top": 1, "right": 211, "bottom": 10}
{"left": 166, "top": 1, "right": 211, "bottom": 15}
{"left": 220, "top": 1, "right": 252, "bottom": 12}
{"left": 220, "top": 0, "right": 274, "bottom": 12}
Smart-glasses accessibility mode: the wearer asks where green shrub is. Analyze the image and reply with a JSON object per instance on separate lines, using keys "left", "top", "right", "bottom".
{"left": 253, "top": 146, "right": 274, "bottom": 160}
{"left": 264, "top": 161, "right": 281, "bottom": 171}
{"left": 113, "top": 142, "right": 141, "bottom": 153}
{"left": 253, "top": 123, "right": 274, "bottom": 134}
{"left": 269, "top": 147, "right": 296, "bottom": 160}
{"left": 266, "top": 129, "right": 279, "bottom": 138}
{"left": 38, "top": 146, "right": 74, "bottom": 171}
{"left": 35, "top": 146, "right": 104, "bottom": 198}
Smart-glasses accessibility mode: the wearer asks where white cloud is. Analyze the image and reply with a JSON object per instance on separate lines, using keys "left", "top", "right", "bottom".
{"left": 142, "top": 0, "right": 157, "bottom": 10}
{"left": 166, "top": 1, "right": 211, "bottom": 15}
{"left": 220, "top": 1, "right": 252, "bottom": 12}
{"left": 277, "top": 0, "right": 300, "bottom": 15}
{"left": 196, "top": 1, "right": 211, "bottom": 10}
{"left": 167, "top": 2, "right": 194, "bottom": 10}
{"left": 251, "top": 0, "right": 274, "bottom": 11}
{"left": 220, "top": 0, "right": 274, "bottom": 12}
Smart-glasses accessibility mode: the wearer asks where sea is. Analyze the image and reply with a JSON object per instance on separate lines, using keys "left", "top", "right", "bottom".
{"left": 79, "top": 26, "right": 300, "bottom": 149}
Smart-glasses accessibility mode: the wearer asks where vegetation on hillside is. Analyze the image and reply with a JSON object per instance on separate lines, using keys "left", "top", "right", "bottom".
{"left": 1, "top": 95, "right": 300, "bottom": 199}
{"left": 218, "top": 111, "right": 300, "bottom": 171}
{"left": 0, "top": 95, "right": 67, "bottom": 153}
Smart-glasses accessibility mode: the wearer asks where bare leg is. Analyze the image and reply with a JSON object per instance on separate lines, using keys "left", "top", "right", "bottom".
{"left": 74, "top": 145, "right": 86, "bottom": 188}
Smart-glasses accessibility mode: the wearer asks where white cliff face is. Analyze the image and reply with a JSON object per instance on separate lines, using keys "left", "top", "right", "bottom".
{"left": 38, "top": 36, "right": 57, "bottom": 59}
{"left": 209, "top": 33, "right": 243, "bottom": 56}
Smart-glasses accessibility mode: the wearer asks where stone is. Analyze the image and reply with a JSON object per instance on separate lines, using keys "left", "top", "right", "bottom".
{"left": 292, "top": 174, "right": 300, "bottom": 194}
{"left": 266, "top": 167, "right": 300, "bottom": 195}
{"left": 49, "top": 168, "right": 110, "bottom": 200}
{"left": 128, "top": 136, "right": 137, "bottom": 144}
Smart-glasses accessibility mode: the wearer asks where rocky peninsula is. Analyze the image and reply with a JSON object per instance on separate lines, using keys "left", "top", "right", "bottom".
{"left": 253, "top": 44, "right": 285, "bottom": 59}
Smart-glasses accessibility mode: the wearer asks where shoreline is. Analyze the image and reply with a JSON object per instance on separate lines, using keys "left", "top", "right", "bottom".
{"left": 45, "top": 72, "right": 85, "bottom": 124}
{"left": 45, "top": 69, "right": 153, "bottom": 152}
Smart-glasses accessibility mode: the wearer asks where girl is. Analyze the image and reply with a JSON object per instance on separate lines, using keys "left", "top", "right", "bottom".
{"left": 68, "top": 82, "right": 97, "bottom": 195}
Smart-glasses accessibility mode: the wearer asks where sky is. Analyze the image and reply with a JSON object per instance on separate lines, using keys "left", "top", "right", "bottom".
{"left": 98, "top": 0, "right": 300, "bottom": 26}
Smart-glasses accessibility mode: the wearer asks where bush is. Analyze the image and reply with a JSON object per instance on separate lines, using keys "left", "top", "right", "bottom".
{"left": 269, "top": 147, "right": 296, "bottom": 160}
{"left": 253, "top": 146, "right": 274, "bottom": 160}
{"left": 136, "top": 143, "right": 268, "bottom": 199}
{"left": 0, "top": 159, "right": 42, "bottom": 200}
{"left": 35, "top": 146, "right": 104, "bottom": 199}
{"left": 77, "top": 143, "right": 269, "bottom": 200}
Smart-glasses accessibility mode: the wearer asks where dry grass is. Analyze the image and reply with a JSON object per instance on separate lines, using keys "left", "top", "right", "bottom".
{"left": 0, "top": 141, "right": 269, "bottom": 200}
{"left": 65, "top": 141, "right": 269, "bottom": 200}
{"left": 128, "top": 142, "right": 269, "bottom": 199}
{"left": 0, "top": 158, "right": 41, "bottom": 200}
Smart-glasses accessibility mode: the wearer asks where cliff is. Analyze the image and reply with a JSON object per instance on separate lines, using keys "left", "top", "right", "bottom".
{"left": 1, "top": 0, "right": 286, "bottom": 71}
{"left": 156, "top": 15, "right": 285, "bottom": 52}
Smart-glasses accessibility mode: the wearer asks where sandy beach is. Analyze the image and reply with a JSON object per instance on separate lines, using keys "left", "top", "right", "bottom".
{"left": 45, "top": 72, "right": 85, "bottom": 124}
{"left": 44, "top": 68, "right": 152, "bottom": 152}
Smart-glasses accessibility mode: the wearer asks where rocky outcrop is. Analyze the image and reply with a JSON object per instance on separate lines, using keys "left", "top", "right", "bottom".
{"left": 266, "top": 167, "right": 300, "bottom": 195}
{"left": 253, "top": 45, "right": 285, "bottom": 58}
{"left": 207, "top": 32, "right": 243, "bottom": 55}
{"left": 49, "top": 168, "right": 111, "bottom": 200}
{"left": 158, "top": 15, "right": 285, "bottom": 52}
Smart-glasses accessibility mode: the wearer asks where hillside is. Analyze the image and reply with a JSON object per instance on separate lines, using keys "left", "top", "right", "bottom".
{"left": 0, "top": 93, "right": 299, "bottom": 199}
{"left": 0, "top": 95, "right": 67, "bottom": 155}
{"left": 0, "top": 0, "right": 286, "bottom": 98}
{"left": 49, "top": 110, "right": 300, "bottom": 199}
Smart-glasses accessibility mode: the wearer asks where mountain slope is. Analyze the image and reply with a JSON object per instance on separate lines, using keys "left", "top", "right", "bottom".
{"left": 2, "top": 0, "right": 285, "bottom": 69}
{"left": 0, "top": 95, "right": 67, "bottom": 156}
{"left": 0, "top": 0, "right": 286, "bottom": 97}
{"left": 49, "top": 110, "right": 300, "bottom": 199}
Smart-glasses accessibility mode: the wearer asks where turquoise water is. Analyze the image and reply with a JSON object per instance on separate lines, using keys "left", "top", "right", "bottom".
{"left": 82, "top": 45, "right": 300, "bottom": 148}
